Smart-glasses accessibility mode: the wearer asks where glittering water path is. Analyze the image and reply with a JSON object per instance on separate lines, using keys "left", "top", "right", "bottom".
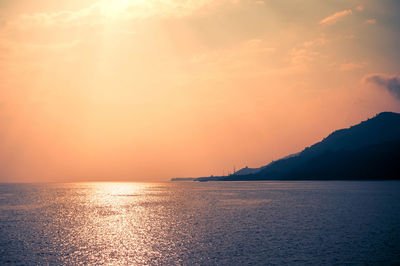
{"left": 1, "top": 181, "right": 400, "bottom": 265}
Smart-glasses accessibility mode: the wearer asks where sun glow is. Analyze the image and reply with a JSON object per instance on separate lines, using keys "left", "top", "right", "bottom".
{"left": 1, "top": 0, "right": 400, "bottom": 182}
{"left": 86, "top": 182, "right": 149, "bottom": 206}
{"left": 100, "top": 0, "right": 140, "bottom": 17}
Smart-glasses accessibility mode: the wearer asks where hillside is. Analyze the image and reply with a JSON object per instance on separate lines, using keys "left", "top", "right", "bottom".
{"left": 193, "top": 112, "right": 400, "bottom": 181}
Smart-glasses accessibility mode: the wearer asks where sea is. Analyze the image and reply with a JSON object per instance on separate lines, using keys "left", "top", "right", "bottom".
{"left": 1, "top": 181, "right": 399, "bottom": 265}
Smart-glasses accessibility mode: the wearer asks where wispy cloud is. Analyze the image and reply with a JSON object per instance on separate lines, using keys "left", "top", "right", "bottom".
{"left": 319, "top": 9, "right": 352, "bottom": 25}
{"left": 355, "top": 5, "right": 364, "bottom": 11}
{"left": 303, "top": 37, "right": 328, "bottom": 48}
{"left": 10, "top": 0, "right": 229, "bottom": 29}
{"left": 365, "top": 18, "right": 376, "bottom": 24}
{"left": 339, "top": 62, "right": 366, "bottom": 71}
{"left": 189, "top": 38, "right": 276, "bottom": 78}
{"left": 287, "top": 37, "right": 328, "bottom": 69}
{"left": 363, "top": 73, "right": 400, "bottom": 100}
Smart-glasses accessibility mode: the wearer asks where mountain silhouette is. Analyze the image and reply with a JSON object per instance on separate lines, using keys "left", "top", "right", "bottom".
{"left": 193, "top": 112, "right": 400, "bottom": 181}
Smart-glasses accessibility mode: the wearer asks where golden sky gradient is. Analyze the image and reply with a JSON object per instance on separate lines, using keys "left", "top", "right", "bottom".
{"left": 1, "top": 0, "right": 400, "bottom": 182}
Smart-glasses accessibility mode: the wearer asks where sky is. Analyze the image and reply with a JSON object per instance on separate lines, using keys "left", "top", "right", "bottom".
{"left": 0, "top": 0, "right": 400, "bottom": 182}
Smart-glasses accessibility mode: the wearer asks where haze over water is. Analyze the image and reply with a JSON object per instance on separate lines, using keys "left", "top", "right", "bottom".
{"left": 1, "top": 181, "right": 399, "bottom": 265}
{"left": 1, "top": 0, "right": 400, "bottom": 182}
{"left": 1, "top": 1, "right": 400, "bottom": 264}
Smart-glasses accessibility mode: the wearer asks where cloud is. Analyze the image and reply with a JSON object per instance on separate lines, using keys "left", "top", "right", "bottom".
{"left": 319, "top": 9, "right": 352, "bottom": 25}
{"left": 288, "top": 47, "right": 319, "bottom": 66}
{"left": 303, "top": 37, "right": 328, "bottom": 48}
{"left": 339, "top": 62, "right": 366, "bottom": 71}
{"left": 189, "top": 38, "right": 276, "bottom": 78}
{"left": 10, "top": 0, "right": 231, "bottom": 29}
{"left": 363, "top": 73, "right": 400, "bottom": 100}
{"left": 355, "top": 5, "right": 364, "bottom": 11}
{"left": 365, "top": 18, "right": 376, "bottom": 24}
{"left": 10, "top": 4, "right": 103, "bottom": 29}
{"left": 287, "top": 37, "right": 328, "bottom": 69}
{"left": 27, "top": 40, "right": 81, "bottom": 51}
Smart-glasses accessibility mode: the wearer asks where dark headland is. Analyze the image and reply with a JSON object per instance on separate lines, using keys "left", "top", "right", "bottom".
{"left": 172, "top": 112, "right": 400, "bottom": 181}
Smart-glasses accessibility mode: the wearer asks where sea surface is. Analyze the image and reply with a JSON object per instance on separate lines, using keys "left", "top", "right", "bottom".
{"left": 0, "top": 181, "right": 400, "bottom": 265}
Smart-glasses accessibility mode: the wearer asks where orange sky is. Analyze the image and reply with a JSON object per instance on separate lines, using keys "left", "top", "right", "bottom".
{"left": 1, "top": 0, "right": 400, "bottom": 182}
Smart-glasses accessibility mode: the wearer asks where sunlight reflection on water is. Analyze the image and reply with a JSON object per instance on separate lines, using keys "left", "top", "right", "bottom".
{"left": 63, "top": 183, "right": 164, "bottom": 265}
{"left": 1, "top": 181, "right": 400, "bottom": 265}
